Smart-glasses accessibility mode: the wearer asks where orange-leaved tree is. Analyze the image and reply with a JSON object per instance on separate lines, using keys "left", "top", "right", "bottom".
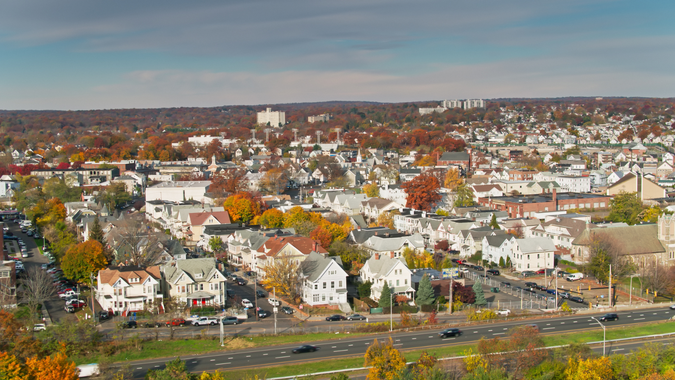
{"left": 364, "top": 338, "right": 406, "bottom": 380}
{"left": 223, "top": 192, "right": 262, "bottom": 223}
{"left": 401, "top": 174, "right": 441, "bottom": 211}
{"left": 24, "top": 348, "right": 79, "bottom": 380}
{"left": 61, "top": 240, "right": 108, "bottom": 284}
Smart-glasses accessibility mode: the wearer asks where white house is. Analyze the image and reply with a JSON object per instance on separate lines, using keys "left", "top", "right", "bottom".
{"left": 97, "top": 266, "right": 163, "bottom": 315}
{"left": 481, "top": 235, "right": 515, "bottom": 266}
{"left": 555, "top": 176, "right": 591, "bottom": 193}
{"left": 145, "top": 181, "right": 212, "bottom": 204}
{"left": 300, "top": 252, "right": 349, "bottom": 309}
{"left": 161, "top": 258, "right": 228, "bottom": 307}
{"left": 362, "top": 233, "right": 426, "bottom": 258}
{"left": 512, "top": 237, "right": 556, "bottom": 272}
{"left": 360, "top": 253, "right": 415, "bottom": 302}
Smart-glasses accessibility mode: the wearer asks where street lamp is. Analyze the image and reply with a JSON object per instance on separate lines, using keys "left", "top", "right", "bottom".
{"left": 591, "top": 316, "right": 606, "bottom": 356}
{"left": 389, "top": 291, "right": 394, "bottom": 332}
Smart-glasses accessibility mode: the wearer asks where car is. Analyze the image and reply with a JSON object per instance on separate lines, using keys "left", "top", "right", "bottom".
{"left": 26, "top": 231, "right": 34, "bottom": 237}
{"left": 569, "top": 296, "right": 584, "bottom": 303}
{"left": 524, "top": 282, "right": 537, "bottom": 288}
{"left": 474, "top": 266, "right": 484, "bottom": 271}
{"left": 241, "top": 299, "right": 254, "bottom": 308}
{"left": 439, "top": 328, "right": 462, "bottom": 338}
{"left": 521, "top": 271, "right": 535, "bottom": 277}
{"left": 325, "top": 314, "right": 346, "bottom": 321}
{"left": 513, "top": 286, "right": 523, "bottom": 292}
{"left": 221, "top": 316, "right": 240, "bottom": 325}
{"left": 64, "top": 305, "right": 75, "bottom": 313}
{"left": 99, "top": 311, "right": 111, "bottom": 320}
{"left": 486, "top": 269, "right": 500, "bottom": 276}
{"left": 281, "top": 306, "right": 294, "bottom": 314}
{"left": 502, "top": 282, "right": 511, "bottom": 288}
{"left": 236, "top": 279, "right": 247, "bottom": 286}
{"left": 66, "top": 299, "right": 86, "bottom": 308}
{"left": 59, "top": 290, "right": 79, "bottom": 299}
{"left": 559, "top": 292, "right": 571, "bottom": 299}
{"left": 670, "top": 304, "right": 675, "bottom": 310}
{"left": 256, "top": 290, "right": 266, "bottom": 298}
{"left": 524, "top": 323, "right": 539, "bottom": 332}
{"left": 41, "top": 263, "right": 49, "bottom": 270}
{"left": 496, "top": 309, "right": 511, "bottom": 316}
{"left": 258, "top": 310, "right": 270, "bottom": 319}
{"left": 121, "top": 321, "right": 138, "bottom": 329}
{"left": 292, "top": 345, "right": 319, "bottom": 354}
{"left": 21, "top": 252, "right": 28, "bottom": 258}
{"left": 142, "top": 321, "right": 161, "bottom": 328}
{"left": 33, "top": 323, "right": 46, "bottom": 331}
{"left": 34, "top": 233, "right": 41, "bottom": 239}
{"left": 192, "top": 317, "right": 219, "bottom": 326}
{"left": 546, "top": 289, "right": 557, "bottom": 295}
{"left": 165, "top": 318, "right": 186, "bottom": 327}
{"left": 535, "top": 269, "right": 545, "bottom": 275}
{"left": 268, "top": 298, "right": 281, "bottom": 306}
{"left": 347, "top": 314, "right": 367, "bottom": 321}
{"left": 599, "top": 313, "right": 619, "bottom": 322}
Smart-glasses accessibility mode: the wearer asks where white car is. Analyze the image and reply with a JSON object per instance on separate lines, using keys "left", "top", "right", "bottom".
{"left": 241, "top": 299, "right": 253, "bottom": 308}
{"left": 268, "top": 298, "right": 281, "bottom": 306}
{"left": 21, "top": 252, "right": 28, "bottom": 258}
{"left": 33, "top": 324, "right": 46, "bottom": 331}
{"left": 496, "top": 309, "right": 511, "bottom": 316}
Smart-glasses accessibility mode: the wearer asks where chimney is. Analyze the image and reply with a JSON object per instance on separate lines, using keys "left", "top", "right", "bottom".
{"left": 313, "top": 241, "right": 318, "bottom": 251}
{"left": 552, "top": 188, "right": 557, "bottom": 204}
{"left": 390, "top": 251, "right": 395, "bottom": 259}
{"left": 375, "top": 253, "right": 380, "bottom": 260}
{"left": 375, "top": 232, "right": 378, "bottom": 236}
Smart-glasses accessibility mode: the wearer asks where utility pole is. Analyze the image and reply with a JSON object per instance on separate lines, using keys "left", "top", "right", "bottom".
{"left": 274, "top": 287, "right": 277, "bottom": 335}
{"left": 449, "top": 271, "right": 453, "bottom": 315}
{"left": 609, "top": 264, "right": 612, "bottom": 308}
{"left": 555, "top": 267, "right": 559, "bottom": 310}
{"left": 254, "top": 272, "right": 258, "bottom": 322}
{"left": 90, "top": 272, "right": 96, "bottom": 323}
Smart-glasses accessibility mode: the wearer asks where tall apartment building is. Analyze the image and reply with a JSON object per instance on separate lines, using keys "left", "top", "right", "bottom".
{"left": 463, "top": 99, "right": 486, "bottom": 109}
{"left": 257, "top": 108, "right": 286, "bottom": 127}
{"left": 442, "top": 100, "right": 463, "bottom": 109}
{"left": 308, "top": 113, "right": 332, "bottom": 123}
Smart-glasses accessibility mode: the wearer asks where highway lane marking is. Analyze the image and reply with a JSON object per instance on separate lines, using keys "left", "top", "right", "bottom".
{"left": 560, "top": 322, "right": 565, "bottom": 324}
{"left": 488, "top": 330, "right": 493, "bottom": 332}
{"left": 246, "top": 355, "right": 252, "bottom": 357}
{"left": 394, "top": 344, "right": 403, "bottom": 346}
{"left": 573, "top": 321, "right": 578, "bottom": 323}
{"left": 191, "top": 361, "right": 197, "bottom": 363}
{"left": 412, "top": 338, "right": 417, "bottom": 340}
{"left": 429, "top": 336, "right": 434, "bottom": 338}
{"left": 210, "top": 359, "right": 215, "bottom": 362}
{"left": 635, "top": 318, "right": 645, "bottom": 321}
{"left": 653, "top": 313, "right": 658, "bottom": 315}
{"left": 332, "top": 346, "right": 337, "bottom": 348}
{"left": 137, "top": 367, "right": 143, "bottom": 370}
{"left": 473, "top": 331, "right": 478, "bottom": 333}
{"left": 348, "top": 344, "right": 353, "bottom": 347}
{"left": 216, "top": 362, "right": 230, "bottom": 366}
{"left": 334, "top": 349, "right": 348, "bottom": 352}
{"left": 542, "top": 327, "right": 555, "bottom": 330}
{"left": 263, "top": 354, "right": 268, "bottom": 356}
{"left": 228, "top": 357, "right": 233, "bottom": 359}
{"left": 493, "top": 333, "right": 505, "bottom": 335}
{"left": 276, "top": 356, "right": 290, "bottom": 359}
{"left": 612, "top": 349, "right": 624, "bottom": 352}
{"left": 280, "top": 352, "right": 286, "bottom": 354}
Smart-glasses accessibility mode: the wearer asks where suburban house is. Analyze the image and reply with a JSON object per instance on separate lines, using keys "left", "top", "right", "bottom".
{"left": 300, "top": 252, "right": 349, "bottom": 310}
{"left": 362, "top": 233, "right": 426, "bottom": 258}
{"left": 512, "top": 238, "right": 556, "bottom": 272}
{"left": 359, "top": 253, "right": 415, "bottom": 303}
{"left": 255, "top": 236, "right": 329, "bottom": 275}
{"left": 97, "top": 266, "right": 163, "bottom": 315}
{"left": 481, "top": 235, "right": 516, "bottom": 266}
{"left": 161, "top": 258, "right": 228, "bottom": 307}
{"left": 361, "top": 198, "right": 401, "bottom": 221}
{"left": 186, "top": 211, "right": 232, "bottom": 242}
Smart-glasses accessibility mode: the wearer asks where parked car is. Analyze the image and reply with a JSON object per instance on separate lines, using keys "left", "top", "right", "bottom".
{"left": 559, "top": 292, "right": 571, "bottom": 299}
{"left": 66, "top": 299, "right": 86, "bottom": 308}
{"left": 221, "top": 316, "right": 240, "bottom": 325}
{"left": 258, "top": 310, "right": 270, "bottom": 319}
{"left": 33, "top": 323, "right": 46, "bottom": 331}
{"left": 241, "top": 299, "right": 254, "bottom": 308}
{"left": 292, "top": 345, "right": 319, "bottom": 354}
{"left": 474, "top": 266, "right": 484, "bottom": 271}
{"left": 256, "top": 290, "right": 266, "bottom": 298}
{"left": 546, "top": 289, "right": 557, "bottom": 295}
{"left": 347, "top": 314, "right": 367, "bottom": 321}
{"left": 439, "top": 328, "right": 462, "bottom": 338}
{"left": 325, "top": 314, "right": 346, "bottom": 321}
{"left": 521, "top": 271, "right": 535, "bottom": 277}
{"left": 64, "top": 305, "right": 75, "bottom": 313}
{"left": 121, "top": 321, "right": 138, "bottom": 329}
{"left": 486, "top": 269, "right": 500, "bottom": 276}
{"left": 569, "top": 296, "right": 584, "bottom": 303}
{"left": 99, "top": 311, "right": 111, "bottom": 320}
{"left": 192, "top": 317, "right": 219, "bottom": 326}
{"left": 281, "top": 306, "right": 294, "bottom": 314}
{"left": 566, "top": 273, "right": 584, "bottom": 282}
{"left": 59, "top": 290, "right": 79, "bottom": 299}
{"left": 524, "top": 282, "right": 537, "bottom": 288}
{"left": 268, "top": 298, "right": 281, "bottom": 306}
{"left": 165, "top": 318, "right": 186, "bottom": 327}
{"left": 670, "top": 304, "right": 675, "bottom": 310}
{"left": 599, "top": 313, "right": 619, "bottom": 322}
{"left": 535, "top": 269, "right": 545, "bottom": 275}
{"left": 496, "top": 309, "right": 511, "bottom": 316}
{"left": 502, "top": 282, "right": 511, "bottom": 288}
{"left": 236, "top": 278, "right": 247, "bottom": 286}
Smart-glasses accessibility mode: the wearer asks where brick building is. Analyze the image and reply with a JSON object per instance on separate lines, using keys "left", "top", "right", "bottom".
{"left": 478, "top": 189, "right": 610, "bottom": 218}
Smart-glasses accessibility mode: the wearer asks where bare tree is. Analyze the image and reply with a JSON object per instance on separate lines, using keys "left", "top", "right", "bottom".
{"left": 107, "top": 216, "right": 166, "bottom": 266}
{"left": 19, "top": 267, "right": 55, "bottom": 324}
{"left": 586, "top": 232, "right": 635, "bottom": 283}
{"left": 639, "top": 260, "right": 675, "bottom": 297}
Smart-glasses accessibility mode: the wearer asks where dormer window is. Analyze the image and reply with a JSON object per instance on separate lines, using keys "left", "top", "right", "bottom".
{"left": 195, "top": 273, "right": 203, "bottom": 279}
{"left": 129, "top": 277, "right": 140, "bottom": 283}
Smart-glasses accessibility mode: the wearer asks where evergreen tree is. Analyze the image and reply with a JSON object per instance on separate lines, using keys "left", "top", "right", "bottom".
{"left": 489, "top": 214, "right": 500, "bottom": 229}
{"left": 358, "top": 281, "right": 372, "bottom": 299}
{"left": 506, "top": 256, "right": 512, "bottom": 268}
{"left": 416, "top": 274, "right": 435, "bottom": 305}
{"left": 89, "top": 215, "right": 104, "bottom": 245}
{"left": 473, "top": 279, "right": 487, "bottom": 306}
{"left": 379, "top": 282, "right": 392, "bottom": 308}
{"left": 499, "top": 257, "right": 505, "bottom": 268}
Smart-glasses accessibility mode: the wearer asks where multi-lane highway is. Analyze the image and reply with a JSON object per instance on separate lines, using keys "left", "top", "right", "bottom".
{"left": 125, "top": 306, "right": 675, "bottom": 378}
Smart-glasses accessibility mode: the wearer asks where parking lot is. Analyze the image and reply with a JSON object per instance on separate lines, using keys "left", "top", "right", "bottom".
{"left": 225, "top": 271, "right": 295, "bottom": 321}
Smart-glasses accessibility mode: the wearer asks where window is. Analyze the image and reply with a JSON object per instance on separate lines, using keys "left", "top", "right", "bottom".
{"left": 195, "top": 273, "right": 203, "bottom": 279}
{"left": 313, "top": 294, "right": 319, "bottom": 303}
{"left": 314, "top": 284, "right": 318, "bottom": 290}
{"left": 323, "top": 282, "right": 326, "bottom": 289}
{"left": 396, "top": 279, "right": 399, "bottom": 286}
{"left": 331, "top": 281, "right": 334, "bottom": 289}
{"left": 321, "top": 294, "right": 325, "bottom": 301}
{"left": 199, "top": 284, "right": 203, "bottom": 291}
{"left": 339, "top": 280, "right": 342, "bottom": 287}
{"left": 405, "top": 279, "right": 408, "bottom": 285}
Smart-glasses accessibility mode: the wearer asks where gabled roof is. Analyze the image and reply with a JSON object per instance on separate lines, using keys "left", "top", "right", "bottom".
{"left": 573, "top": 224, "right": 664, "bottom": 255}
{"left": 484, "top": 234, "right": 513, "bottom": 247}
{"left": 362, "top": 197, "right": 398, "bottom": 209}
{"left": 257, "top": 236, "right": 328, "bottom": 257}
{"left": 301, "top": 252, "right": 346, "bottom": 282}
{"left": 188, "top": 211, "right": 232, "bottom": 226}
{"left": 162, "top": 258, "right": 221, "bottom": 283}
{"left": 515, "top": 237, "right": 556, "bottom": 253}
{"left": 99, "top": 266, "right": 161, "bottom": 286}
{"left": 363, "top": 255, "right": 408, "bottom": 279}
{"left": 364, "top": 233, "right": 425, "bottom": 252}
{"left": 350, "top": 227, "right": 399, "bottom": 244}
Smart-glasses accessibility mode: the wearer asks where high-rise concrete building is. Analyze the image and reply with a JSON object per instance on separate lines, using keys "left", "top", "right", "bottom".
{"left": 463, "top": 99, "right": 486, "bottom": 109}
{"left": 442, "top": 99, "right": 463, "bottom": 109}
{"left": 257, "top": 108, "right": 286, "bottom": 127}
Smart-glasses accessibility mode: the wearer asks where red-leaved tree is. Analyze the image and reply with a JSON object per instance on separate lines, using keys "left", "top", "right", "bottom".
{"left": 401, "top": 174, "right": 441, "bottom": 211}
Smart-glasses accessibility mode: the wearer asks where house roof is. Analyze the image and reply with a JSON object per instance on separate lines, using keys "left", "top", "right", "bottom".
{"left": 472, "top": 184, "right": 503, "bottom": 193}
{"left": 573, "top": 224, "right": 664, "bottom": 255}
{"left": 362, "top": 197, "right": 398, "bottom": 209}
{"left": 162, "top": 258, "right": 221, "bottom": 283}
{"left": 364, "top": 233, "right": 425, "bottom": 252}
{"left": 99, "top": 266, "right": 161, "bottom": 286}
{"left": 364, "top": 255, "right": 406, "bottom": 279}
{"left": 350, "top": 227, "right": 400, "bottom": 244}
{"left": 257, "top": 236, "right": 328, "bottom": 257}
{"left": 516, "top": 237, "right": 556, "bottom": 253}
{"left": 188, "top": 211, "right": 232, "bottom": 226}
{"left": 300, "top": 252, "right": 345, "bottom": 282}
{"left": 439, "top": 151, "right": 470, "bottom": 162}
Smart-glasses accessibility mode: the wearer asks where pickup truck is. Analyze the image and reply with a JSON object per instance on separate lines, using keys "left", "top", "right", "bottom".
{"left": 192, "top": 317, "right": 219, "bottom": 326}
{"left": 59, "top": 290, "right": 80, "bottom": 299}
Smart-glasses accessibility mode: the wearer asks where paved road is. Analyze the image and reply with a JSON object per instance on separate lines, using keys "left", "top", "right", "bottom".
{"left": 123, "top": 306, "right": 675, "bottom": 378}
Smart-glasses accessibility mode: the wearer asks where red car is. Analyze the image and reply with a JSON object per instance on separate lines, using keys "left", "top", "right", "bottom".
{"left": 68, "top": 300, "right": 86, "bottom": 308}
{"left": 535, "top": 269, "right": 546, "bottom": 275}
{"left": 165, "top": 318, "right": 186, "bottom": 327}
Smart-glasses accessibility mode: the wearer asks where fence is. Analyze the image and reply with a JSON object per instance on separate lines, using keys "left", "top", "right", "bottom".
{"left": 616, "top": 284, "right": 656, "bottom": 303}
{"left": 462, "top": 270, "right": 562, "bottom": 310}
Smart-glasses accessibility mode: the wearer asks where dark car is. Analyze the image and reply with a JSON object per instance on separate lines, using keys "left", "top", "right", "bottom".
{"left": 546, "top": 289, "right": 557, "bottom": 295}
{"left": 64, "top": 305, "right": 75, "bottom": 313}
{"left": 142, "top": 321, "right": 161, "bottom": 328}
{"left": 121, "top": 321, "right": 138, "bottom": 329}
{"left": 534, "top": 284, "right": 547, "bottom": 291}
{"left": 599, "top": 313, "right": 619, "bottom": 322}
{"left": 347, "top": 314, "right": 367, "bottom": 321}
{"left": 439, "top": 328, "right": 462, "bottom": 338}
{"left": 569, "top": 296, "right": 584, "bottom": 303}
{"left": 292, "top": 345, "right": 319, "bottom": 354}
{"left": 521, "top": 271, "right": 535, "bottom": 277}
{"left": 256, "top": 290, "right": 266, "bottom": 298}
{"left": 325, "top": 314, "right": 346, "bottom": 321}
{"left": 236, "top": 279, "right": 247, "bottom": 286}
{"left": 98, "top": 311, "right": 111, "bottom": 320}
{"left": 258, "top": 310, "right": 270, "bottom": 319}
{"left": 524, "top": 282, "right": 537, "bottom": 288}
{"left": 474, "top": 266, "right": 484, "bottom": 271}
{"left": 486, "top": 269, "right": 500, "bottom": 276}
{"left": 502, "top": 282, "right": 511, "bottom": 288}
{"left": 281, "top": 306, "right": 294, "bottom": 314}
{"left": 557, "top": 270, "right": 570, "bottom": 278}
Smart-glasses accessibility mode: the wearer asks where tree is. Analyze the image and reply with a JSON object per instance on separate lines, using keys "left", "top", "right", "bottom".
{"left": 587, "top": 232, "right": 634, "bottom": 284}
{"left": 61, "top": 240, "right": 108, "bottom": 284}
{"left": 0, "top": 352, "right": 26, "bottom": 380}
{"left": 473, "top": 280, "right": 487, "bottom": 306}
{"left": 19, "top": 267, "right": 56, "bottom": 325}
{"left": 96, "top": 182, "right": 132, "bottom": 212}
{"left": 258, "top": 168, "right": 289, "bottom": 195}
{"left": 475, "top": 325, "right": 547, "bottom": 378}
{"left": 88, "top": 215, "right": 112, "bottom": 262}
{"left": 329, "top": 241, "right": 369, "bottom": 274}
{"left": 642, "top": 205, "right": 662, "bottom": 223}
{"left": 416, "top": 274, "right": 435, "bottom": 306}
{"left": 563, "top": 356, "right": 614, "bottom": 380}
{"left": 310, "top": 226, "right": 333, "bottom": 249}
{"left": 499, "top": 257, "right": 505, "bottom": 268}
{"left": 379, "top": 282, "right": 392, "bottom": 308}
{"left": 444, "top": 168, "right": 463, "bottom": 190}
{"left": 402, "top": 174, "right": 441, "bottom": 211}
{"left": 145, "top": 358, "right": 197, "bottom": 380}
{"left": 454, "top": 183, "right": 475, "bottom": 207}
{"left": 363, "top": 183, "right": 380, "bottom": 197}
{"left": 222, "top": 192, "right": 262, "bottom": 223}
{"left": 256, "top": 209, "right": 283, "bottom": 228}
{"left": 216, "top": 168, "right": 249, "bottom": 195}
{"left": 607, "top": 192, "right": 642, "bottom": 225}
{"left": 208, "top": 236, "right": 224, "bottom": 254}
{"left": 364, "top": 338, "right": 407, "bottom": 380}
{"left": 358, "top": 281, "right": 372, "bottom": 299}
{"left": 488, "top": 214, "right": 499, "bottom": 229}
{"left": 108, "top": 216, "right": 165, "bottom": 266}
{"left": 261, "top": 253, "right": 301, "bottom": 302}
{"left": 24, "top": 349, "right": 79, "bottom": 380}
{"left": 377, "top": 211, "right": 395, "bottom": 229}
{"left": 452, "top": 281, "right": 475, "bottom": 304}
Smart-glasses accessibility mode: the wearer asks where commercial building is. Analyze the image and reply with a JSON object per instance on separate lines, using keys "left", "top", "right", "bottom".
{"left": 257, "top": 108, "right": 286, "bottom": 127}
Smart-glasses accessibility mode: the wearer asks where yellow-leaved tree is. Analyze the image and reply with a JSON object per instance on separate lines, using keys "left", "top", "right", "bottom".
{"left": 24, "top": 350, "right": 79, "bottom": 380}
{"left": 260, "top": 253, "right": 301, "bottom": 302}
{"left": 61, "top": 240, "right": 108, "bottom": 284}
{"left": 363, "top": 183, "right": 380, "bottom": 197}
{"left": 564, "top": 356, "right": 614, "bottom": 380}
{"left": 444, "top": 168, "right": 463, "bottom": 190}
{"left": 364, "top": 338, "right": 406, "bottom": 380}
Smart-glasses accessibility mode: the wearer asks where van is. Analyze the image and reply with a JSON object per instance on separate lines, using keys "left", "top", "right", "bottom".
{"left": 566, "top": 273, "right": 584, "bottom": 282}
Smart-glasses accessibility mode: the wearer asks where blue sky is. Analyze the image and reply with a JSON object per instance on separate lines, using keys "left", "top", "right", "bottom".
{"left": 0, "top": 0, "right": 673, "bottom": 110}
